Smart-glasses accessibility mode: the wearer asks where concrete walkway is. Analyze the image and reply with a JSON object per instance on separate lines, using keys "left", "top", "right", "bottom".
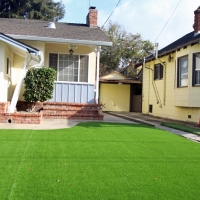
{"left": 107, "top": 111, "right": 200, "bottom": 143}
{"left": 0, "top": 113, "right": 137, "bottom": 130}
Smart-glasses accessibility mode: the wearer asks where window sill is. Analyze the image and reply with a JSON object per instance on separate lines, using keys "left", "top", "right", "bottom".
{"left": 154, "top": 79, "right": 163, "bottom": 81}
{"left": 177, "top": 86, "right": 188, "bottom": 88}
{"left": 54, "top": 81, "right": 91, "bottom": 85}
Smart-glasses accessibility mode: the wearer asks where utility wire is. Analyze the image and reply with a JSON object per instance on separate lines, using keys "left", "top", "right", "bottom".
{"left": 154, "top": 0, "right": 182, "bottom": 43}
{"left": 102, "top": 0, "right": 122, "bottom": 27}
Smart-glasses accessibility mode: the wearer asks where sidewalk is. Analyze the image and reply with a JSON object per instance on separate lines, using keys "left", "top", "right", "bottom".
{"left": 107, "top": 111, "right": 200, "bottom": 143}
{"left": 0, "top": 113, "right": 137, "bottom": 130}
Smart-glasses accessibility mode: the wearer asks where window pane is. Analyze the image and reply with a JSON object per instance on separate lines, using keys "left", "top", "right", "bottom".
{"left": 79, "top": 55, "right": 88, "bottom": 82}
{"left": 178, "top": 57, "right": 188, "bottom": 86}
{"left": 58, "top": 54, "right": 78, "bottom": 82}
{"left": 195, "top": 54, "right": 200, "bottom": 70}
{"left": 49, "top": 53, "right": 58, "bottom": 80}
{"left": 160, "top": 65, "right": 163, "bottom": 79}
{"left": 157, "top": 65, "right": 160, "bottom": 79}
{"left": 195, "top": 71, "right": 200, "bottom": 84}
{"left": 154, "top": 64, "right": 163, "bottom": 80}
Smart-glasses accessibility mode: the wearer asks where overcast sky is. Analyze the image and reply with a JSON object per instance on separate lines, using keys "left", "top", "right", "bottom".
{"left": 60, "top": 0, "right": 200, "bottom": 49}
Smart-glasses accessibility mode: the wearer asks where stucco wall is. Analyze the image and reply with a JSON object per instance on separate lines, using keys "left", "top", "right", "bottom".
{"left": 100, "top": 83, "right": 130, "bottom": 111}
{"left": 12, "top": 54, "right": 25, "bottom": 101}
{"left": 142, "top": 43, "right": 200, "bottom": 123}
{"left": 4, "top": 43, "right": 14, "bottom": 101}
{"left": 0, "top": 41, "right": 15, "bottom": 102}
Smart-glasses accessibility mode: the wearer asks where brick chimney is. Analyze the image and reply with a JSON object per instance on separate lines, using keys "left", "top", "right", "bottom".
{"left": 194, "top": 6, "right": 200, "bottom": 36}
{"left": 86, "top": 6, "right": 98, "bottom": 28}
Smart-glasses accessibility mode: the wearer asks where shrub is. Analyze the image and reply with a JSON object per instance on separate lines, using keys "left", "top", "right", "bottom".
{"left": 23, "top": 67, "right": 56, "bottom": 110}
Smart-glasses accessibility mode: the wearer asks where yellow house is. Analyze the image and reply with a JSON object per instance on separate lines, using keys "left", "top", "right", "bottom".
{"left": 0, "top": 7, "right": 112, "bottom": 113}
{"left": 99, "top": 71, "right": 142, "bottom": 112}
{"left": 138, "top": 6, "right": 200, "bottom": 123}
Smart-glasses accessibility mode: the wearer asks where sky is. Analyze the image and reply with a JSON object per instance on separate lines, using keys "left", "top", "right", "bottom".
{"left": 60, "top": 0, "right": 200, "bottom": 49}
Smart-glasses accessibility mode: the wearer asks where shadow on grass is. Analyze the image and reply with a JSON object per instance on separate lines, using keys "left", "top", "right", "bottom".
{"left": 75, "top": 122, "right": 156, "bottom": 129}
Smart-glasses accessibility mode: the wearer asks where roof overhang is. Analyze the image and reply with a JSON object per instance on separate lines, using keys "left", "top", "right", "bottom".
{"left": 100, "top": 79, "right": 142, "bottom": 84}
{"left": 7, "top": 34, "right": 113, "bottom": 47}
{"left": 135, "top": 34, "right": 200, "bottom": 67}
{"left": 0, "top": 33, "right": 41, "bottom": 56}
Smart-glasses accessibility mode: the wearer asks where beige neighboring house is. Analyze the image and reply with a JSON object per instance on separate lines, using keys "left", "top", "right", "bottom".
{"left": 136, "top": 6, "right": 200, "bottom": 123}
{"left": 0, "top": 7, "right": 112, "bottom": 113}
{"left": 99, "top": 71, "right": 142, "bottom": 112}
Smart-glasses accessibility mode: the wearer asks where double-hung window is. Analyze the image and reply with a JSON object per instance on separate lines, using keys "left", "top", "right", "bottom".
{"left": 177, "top": 56, "right": 188, "bottom": 87}
{"left": 49, "top": 53, "right": 89, "bottom": 82}
{"left": 193, "top": 53, "right": 200, "bottom": 85}
{"left": 154, "top": 63, "right": 163, "bottom": 80}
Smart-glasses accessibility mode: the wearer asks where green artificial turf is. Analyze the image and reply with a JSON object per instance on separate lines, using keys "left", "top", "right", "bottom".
{"left": 0, "top": 122, "right": 200, "bottom": 200}
{"left": 161, "top": 122, "right": 200, "bottom": 135}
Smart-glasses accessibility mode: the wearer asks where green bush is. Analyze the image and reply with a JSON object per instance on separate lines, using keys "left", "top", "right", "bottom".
{"left": 23, "top": 67, "right": 56, "bottom": 103}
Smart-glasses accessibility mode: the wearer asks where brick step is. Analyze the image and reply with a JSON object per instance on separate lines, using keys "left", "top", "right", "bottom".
{"left": 43, "top": 112, "right": 103, "bottom": 117}
{"left": 43, "top": 106, "right": 99, "bottom": 112}
{"left": 43, "top": 110, "right": 99, "bottom": 115}
{"left": 43, "top": 115, "right": 103, "bottom": 120}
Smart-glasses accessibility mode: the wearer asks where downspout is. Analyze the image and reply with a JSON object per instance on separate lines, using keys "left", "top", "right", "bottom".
{"left": 143, "top": 57, "right": 151, "bottom": 113}
{"left": 9, "top": 51, "right": 43, "bottom": 113}
{"left": 27, "top": 52, "right": 43, "bottom": 69}
{"left": 144, "top": 57, "right": 161, "bottom": 107}
{"left": 95, "top": 46, "right": 101, "bottom": 104}
{"left": 155, "top": 43, "right": 165, "bottom": 107}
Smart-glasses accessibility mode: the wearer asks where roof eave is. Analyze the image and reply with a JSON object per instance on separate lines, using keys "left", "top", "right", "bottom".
{"left": 99, "top": 79, "right": 142, "bottom": 84}
{"left": 136, "top": 37, "right": 200, "bottom": 66}
{"left": 7, "top": 34, "right": 113, "bottom": 47}
{"left": 0, "top": 33, "right": 40, "bottom": 56}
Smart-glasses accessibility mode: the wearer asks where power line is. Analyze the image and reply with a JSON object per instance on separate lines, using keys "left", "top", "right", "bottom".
{"left": 102, "top": 0, "right": 122, "bottom": 27}
{"left": 154, "top": 0, "right": 182, "bottom": 43}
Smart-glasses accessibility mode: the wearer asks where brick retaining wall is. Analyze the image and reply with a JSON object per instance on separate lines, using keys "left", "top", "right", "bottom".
{"left": 0, "top": 101, "right": 103, "bottom": 124}
{"left": 0, "top": 102, "right": 42, "bottom": 124}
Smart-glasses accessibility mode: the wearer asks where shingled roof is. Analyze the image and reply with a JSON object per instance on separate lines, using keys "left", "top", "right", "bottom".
{"left": 134, "top": 31, "right": 200, "bottom": 67}
{"left": 157, "top": 31, "right": 200, "bottom": 56}
{"left": 0, "top": 18, "right": 112, "bottom": 46}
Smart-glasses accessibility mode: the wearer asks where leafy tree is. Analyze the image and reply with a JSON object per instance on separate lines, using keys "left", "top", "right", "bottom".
{"left": 100, "top": 21, "right": 153, "bottom": 76}
{"left": 23, "top": 67, "right": 56, "bottom": 112}
{"left": 0, "top": 0, "right": 65, "bottom": 21}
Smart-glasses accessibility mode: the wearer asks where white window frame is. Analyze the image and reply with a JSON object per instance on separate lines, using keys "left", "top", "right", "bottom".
{"left": 177, "top": 55, "right": 188, "bottom": 87}
{"left": 48, "top": 52, "right": 90, "bottom": 83}
{"left": 193, "top": 53, "right": 200, "bottom": 86}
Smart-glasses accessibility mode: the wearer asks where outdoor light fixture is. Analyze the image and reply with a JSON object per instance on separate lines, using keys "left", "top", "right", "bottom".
{"left": 69, "top": 49, "right": 74, "bottom": 55}
{"left": 68, "top": 45, "right": 77, "bottom": 55}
